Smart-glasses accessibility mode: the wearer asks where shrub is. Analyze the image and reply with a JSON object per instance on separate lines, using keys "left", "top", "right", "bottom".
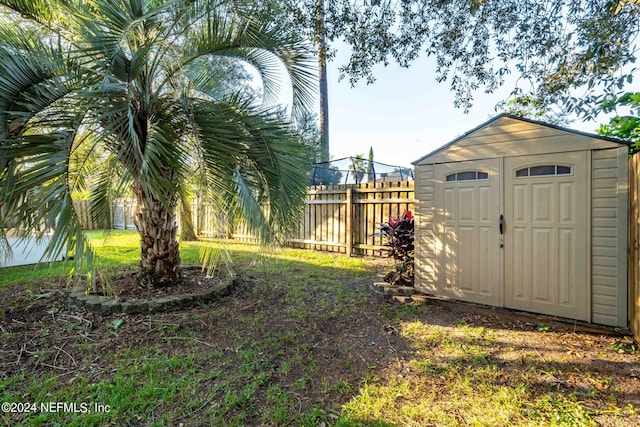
{"left": 375, "top": 210, "right": 414, "bottom": 286}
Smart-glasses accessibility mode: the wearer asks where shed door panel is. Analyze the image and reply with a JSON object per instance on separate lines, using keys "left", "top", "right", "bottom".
{"left": 434, "top": 160, "right": 501, "bottom": 305}
{"left": 504, "top": 152, "right": 588, "bottom": 321}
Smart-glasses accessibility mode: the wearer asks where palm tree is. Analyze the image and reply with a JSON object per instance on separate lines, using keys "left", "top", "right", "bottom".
{"left": 349, "top": 155, "right": 366, "bottom": 184}
{"left": 0, "top": 0, "right": 316, "bottom": 288}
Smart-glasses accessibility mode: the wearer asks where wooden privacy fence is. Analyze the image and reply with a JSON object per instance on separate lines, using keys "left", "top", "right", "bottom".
{"left": 629, "top": 154, "right": 640, "bottom": 343}
{"left": 290, "top": 181, "right": 414, "bottom": 256}
{"left": 196, "top": 181, "right": 414, "bottom": 257}
{"left": 72, "top": 200, "right": 110, "bottom": 230}
{"left": 112, "top": 199, "right": 138, "bottom": 230}
{"left": 76, "top": 183, "right": 414, "bottom": 256}
{"left": 72, "top": 199, "right": 137, "bottom": 230}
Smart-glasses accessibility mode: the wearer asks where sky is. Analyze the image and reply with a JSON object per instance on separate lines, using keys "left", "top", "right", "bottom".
{"left": 321, "top": 45, "right": 636, "bottom": 169}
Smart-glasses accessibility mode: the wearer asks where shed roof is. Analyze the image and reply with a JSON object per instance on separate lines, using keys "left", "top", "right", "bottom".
{"left": 413, "top": 113, "right": 630, "bottom": 166}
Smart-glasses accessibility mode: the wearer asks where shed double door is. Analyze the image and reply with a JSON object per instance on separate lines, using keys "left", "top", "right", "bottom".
{"left": 434, "top": 152, "right": 588, "bottom": 321}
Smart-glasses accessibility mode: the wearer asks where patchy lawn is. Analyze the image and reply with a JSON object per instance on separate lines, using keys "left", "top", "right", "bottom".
{"left": 1, "top": 231, "right": 639, "bottom": 426}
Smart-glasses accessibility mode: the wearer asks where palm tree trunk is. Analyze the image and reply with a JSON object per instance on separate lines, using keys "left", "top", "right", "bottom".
{"left": 132, "top": 183, "right": 181, "bottom": 287}
{"left": 316, "top": 0, "right": 329, "bottom": 160}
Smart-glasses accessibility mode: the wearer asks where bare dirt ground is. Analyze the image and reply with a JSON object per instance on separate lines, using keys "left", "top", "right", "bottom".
{"left": 1, "top": 264, "right": 639, "bottom": 426}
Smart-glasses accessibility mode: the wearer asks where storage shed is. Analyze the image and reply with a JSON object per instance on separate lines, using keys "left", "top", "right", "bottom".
{"left": 413, "top": 114, "right": 630, "bottom": 328}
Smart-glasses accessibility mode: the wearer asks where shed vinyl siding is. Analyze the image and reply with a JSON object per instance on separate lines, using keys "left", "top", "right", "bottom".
{"left": 591, "top": 148, "right": 628, "bottom": 326}
{"left": 415, "top": 165, "right": 437, "bottom": 293}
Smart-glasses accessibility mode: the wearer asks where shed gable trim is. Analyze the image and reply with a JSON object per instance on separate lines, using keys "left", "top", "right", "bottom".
{"left": 413, "top": 113, "right": 630, "bottom": 166}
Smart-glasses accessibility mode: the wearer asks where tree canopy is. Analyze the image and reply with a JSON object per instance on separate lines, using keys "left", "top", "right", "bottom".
{"left": 282, "top": 0, "right": 639, "bottom": 115}
{"left": 597, "top": 92, "right": 640, "bottom": 148}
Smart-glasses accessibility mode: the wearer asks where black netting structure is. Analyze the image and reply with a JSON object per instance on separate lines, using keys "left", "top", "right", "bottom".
{"left": 309, "top": 157, "right": 414, "bottom": 185}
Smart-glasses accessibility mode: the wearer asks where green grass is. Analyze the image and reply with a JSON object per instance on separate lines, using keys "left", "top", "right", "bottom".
{"left": 0, "top": 230, "right": 254, "bottom": 289}
{"left": 0, "top": 230, "right": 137, "bottom": 288}
{"left": 338, "top": 320, "right": 598, "bottom": 427}
{"left": 1, "top": 230, "right": 637, "bottom": 426}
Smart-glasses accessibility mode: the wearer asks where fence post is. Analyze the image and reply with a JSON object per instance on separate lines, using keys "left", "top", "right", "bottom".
{"left": 124, "top": 200, "right": 129, "bottom": 230}
{"left": 630, "top": 154, "right": 640, "bottom": 343}
{"left": 193, "top": 194, "right": 199, "bottom": 237}
{"left": 346, "top": 187, "right": 353, "bottom": 256}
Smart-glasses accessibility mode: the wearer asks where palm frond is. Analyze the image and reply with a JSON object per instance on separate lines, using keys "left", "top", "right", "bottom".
{"left": 0, "top": 17, "right": 98, "bottom": 281}
{"left": 88, "top": 152, "right": 131, "bottom": 229}
{"left": 235, "top": 19, "right": 318, "bottom": 120}
{"left": 180, "top": 4, "right": 317, "bottom": 119}
{"left": 0, "top": 0, "right": 65, "bottom": 29}
{"left": 192, "top": 96, "right": 308, "bottom": 246}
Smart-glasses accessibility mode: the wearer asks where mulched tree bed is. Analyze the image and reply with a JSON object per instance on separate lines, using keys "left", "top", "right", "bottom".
{"left": 68, "top": 267, "right": 236, "bottom": 314}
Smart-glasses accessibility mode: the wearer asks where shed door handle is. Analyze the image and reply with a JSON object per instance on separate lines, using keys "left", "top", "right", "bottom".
{"left": 499, "top": 214, "right": 504, "bottom": 235}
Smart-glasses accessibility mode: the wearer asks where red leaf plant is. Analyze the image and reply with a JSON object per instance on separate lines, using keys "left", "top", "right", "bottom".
{"left": 374, "top": 210, "right": 414, "bottom": 286}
